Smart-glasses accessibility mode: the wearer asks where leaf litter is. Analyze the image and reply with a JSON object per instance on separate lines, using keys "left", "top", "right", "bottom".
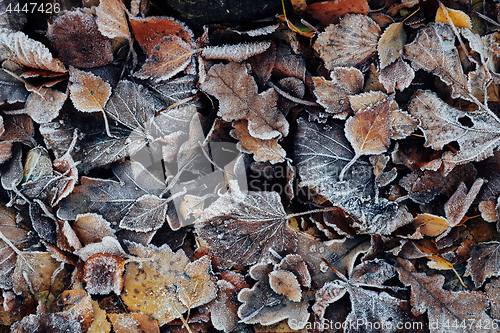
{"left": 1, "top": 0, "right": 500, "bottom": 332}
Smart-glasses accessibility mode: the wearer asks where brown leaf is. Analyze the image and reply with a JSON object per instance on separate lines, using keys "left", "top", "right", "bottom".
{"left": 134, "top": 35, "right": 194, "bottom": 81}
{"left": 88, "top": 300, "right": 111, "bottom": 333}
{"left": 269, "top": 270, "right": 302, "bottom": 302}
{"left": 408, "top": 90, "right": 500, "bottom": 174}
{"left": 465, "top": 242, "right": 500, "bottom": 287}
{"left": 195, "top": 185, "right": 297, "bottom": 266}
{"left": 444, "top": 179, "right": 483, "bottom": 227}
{"left": 404, "top": 23, "right": 471, "bottom": 101}
{"left": 379, "top": 57, "right": 415, "bottom": 93}
{"left": 47, "top": 10, "right": 113, "bottom": 68}
{"left": 129, "top": 16, "right": 194, "bottom": 56}
{"left": 22, "top": 88, "right": 67, "bottom": 124}
{"left": 0, "top": 140, "right": 12, "bottom": 164}
{"left": 0, "top": 114, "right": 33, "bottom": 143}
{"left": 11, "top": 313, "right": 82, "bottom": 333}
{"left": 176, "top": 255, "right": 217, "bottom": 309}
{"left": 485, "top": 278, "right": 500, "bottom": 319}
{"left": 306, "top": 0, "right": 369, "bottom": 26}
{"left": 201, "top": 41, "right": 271, "bottom": 62}
{"left": 58, "top": 287, "right": 94, "bottom": 332}
{"left": 378, "top": 22, "right": 406, "bottom": 69}
{"left": 0, "top": 67, "right": 29, "bottom": 104}
{"left": 395, "top": 258, "right": 494, "bottom": 332}
{"left": 312, "top": 67, "right": 364, "bottom": 118}
{"left": 0, "top": 31, "right": 67, "bottom": 73}
{"left": 206, "top": 280, "right": 239, "bottom": 333}
{"left": 69, "top": 67, "right": 111, "bottom": 114}
{"left": 73, "top": 213, "right": 116, "bottom": 246}
{"left": 107, "top": 313, "right": 160, "bottom": 333}
{"left": 200, "top": 62, "right": 288, "bottom": 140}
{"left": 413, "top": 214, "right": 450, "bottom": 237}
{"left": 231, "top": 120, "right": 286, "bottom": 164}
{"left": 96, "top": 0, "right": 131, "bottom": 40}
{"left": 340, "top": 96, "right": 392, "bottom": 179}
{"left": 121, "top": 243, "right": 189, "bottom": 325}
{"left": 314, "top": 14, "right": 381, "bottom": 69}
{"left": 12, "top": 251, "right": 60, "bottom": 296}
{"left": 83, "top": 253, "right": 125, "bottom": 295}
{"left": 119, "top": 194, "right": 168, "bottom": 232}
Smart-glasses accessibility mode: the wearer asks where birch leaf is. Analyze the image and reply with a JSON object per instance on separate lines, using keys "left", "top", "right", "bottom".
{"left": 378, "top": 22, "right": 406, "bottom": 69}
{"left": 96, "top": 0, "right": 130, "bottom": 40}
{"left": 69, "top": 67, "right": 111, "bottom": 113}
{"left": 435, "top": 4, "right": 472, "bottom": 29}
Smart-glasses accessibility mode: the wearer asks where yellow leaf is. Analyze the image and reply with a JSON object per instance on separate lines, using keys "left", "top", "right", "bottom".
{"left": 436, "top": 4, "right": 471, "bottom": 29}
{"left": 428, "top": 255, "right": 467, "bottom": 288}
{"left": 413, "top": 213, "right": 450, "bottom": 237}
{"left": 378, "top": 22, "right": 406, "bottom": 69}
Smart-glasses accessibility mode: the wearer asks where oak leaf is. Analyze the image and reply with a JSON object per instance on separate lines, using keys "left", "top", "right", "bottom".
{"left": 200, "top": 62, "right": 288, "bottom": 140}
{"left": 314, "top": 14, "right": 381, "bottom": 69}
{"left": 408, "top": 90, "right": 500, "bottom": 174}
{"left": 47, "top": 10, "right": 113, "bottom": 68}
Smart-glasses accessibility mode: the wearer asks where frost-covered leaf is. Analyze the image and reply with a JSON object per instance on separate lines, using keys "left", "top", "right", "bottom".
{"left": 107, "top": 313, "right": 160, "bottom": 333}
{"left": 88, "top": 300, "right": 111, "bottom": 333}
{"left": 378, "top": 22, "right": 406, "bottom": 69}
{"left": 0, "top": 31, "right": 66, "bottom": 72}
{"left": 69, "top": 67, "right": 112, "bottom": 113}
{"left": 58, "top": 160, "right": 164, "bottom": 224}
{"left": 465, "top": 242, "right": 500, "bottom": 287}
{"left": 96, "top": 0, "right": 130, "bottom": 40}
{"left": 0, "top": 68, "right": 29, "bottom": 104}
{"left": 294, "top": 117, "right": 411, "bottom": 234}
{"left": 201, "top": 41, "right": 271, "bottom": 62}
{"left": 408, "top": 90, "right": 500, "bottom": 174}
{"left": 0, "top": 140, "right": 11, "bottom": 164}
{"left": 444, "top": 179, "right": 483, "bottom": 227}
{"left": 23, "top": 88, "right": 67, "bottom": 124}
{"left": 47, "top": 10, "right": 113, "bottom": 68}
{"left": 395, "top": 258, "right": 494, "bottom": 333}
{"left": 72, "top": 213, "right": 115, "bottom": 246}
{"left": 119, "top": 195, "right": 168, "bottom": 232}
{"left": 11, "top": 313, "right": 82, "bottom": 333}
{"left": 195, "top": 186, "right": 297, "bottom": 266}
{"left": 12, "top": 251, "right": 60, "bottom": 296}
{"left": 0, "top": 206, "right": 29, "bottom": 290}
{"left": 269, "top": 270, "right": 302, "bottom": 302}
{"left": 231, "top": 120, "right": 286, "bottom": 164}
{"left": 200, "top": 62, "right": 288, "bottom": 140}
{"left": 314, "top": 14, "right": 381, "bottom": 69}
{"left": 83, "top": 253, "right": 125, "bottom": 295}
{"left": 76, "top": 236, "right": 127, "bottom": 262}
{"left": 121, "top": 243, "right": 189, "bottom": 325}
{"left": 207, "top": 280, "right": 239, "bottom": 333}
{"left": 0, "top": 114, "right": 33, "bottom": 143}
{"left": 404, "top": 23, "right": 471, "bottom": 101}
{"left": 134, "top": 36, "right": 194, "bottom": 82}
{"left": 379, "top": 58, "right": 415, "bottom": 93}
{"left": 176, "top": 255, "right": 217, "bottom": 309}
{"left": 237, "top": 263, "right": 310, "bottom": 329}
{"left": 312, "top": 67, "right": 364, "bottom": 118}
{"left": 58, "top": 287, "right": 94, "bottom": 332}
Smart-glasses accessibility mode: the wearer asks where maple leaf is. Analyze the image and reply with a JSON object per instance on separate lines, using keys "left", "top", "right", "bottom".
{"left": 404, "top": 23, "right": 474, "bottom": 102}
{"left": 195, "top": 185, "right": 297, "bottom": 266}
{"left": 465, "top": 242, "right": 500, "bottom": 287}
{"left": 46, "top": 10, "right": 113, "bottom": 68}
{"left": 312, "top": 67, "right": 364, "bottom": 118}
{"left": 0, "top": 31, "right": 66, "bottom": 73}
{"left": 121, "top": 242, "right": 189, "bottom": 325}
{"left": 200, "top": 62, "right": 289, "bottom": 140}
{"left": 314, "top": 14, "right": 381, "bottom": 69}
{"left": 395, "top": 258, "right": 494, "bottom": 333}
{"left": 313, "top": 259, "right": 418, "bottom": 332}
{"left": 408, "top": 90, "right": 500, "bottom": 174}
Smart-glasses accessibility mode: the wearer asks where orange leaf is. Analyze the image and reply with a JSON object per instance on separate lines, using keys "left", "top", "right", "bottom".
{"left": 436, "top": 3, "right": 471, "bottom": 29}
{"left": 413, "top": 213, "right": 450, "bottom": 237}
{"left": 306, "top": 0, "right": 369, "bottom": 26}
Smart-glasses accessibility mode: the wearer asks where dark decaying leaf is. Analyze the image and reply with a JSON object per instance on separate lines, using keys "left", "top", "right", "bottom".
{"left": 83, "top": 253, "right": 125, "bottom": 295}
{"left": 465, "top": 242, "right": 500, "bottom": 288}
{"left": 11, "top": 313, "right": 82, "bottom": 333}
{"left": 195, "top": 185, "right": 297, "bottom": 266}
{"left": 46, "top": 10, "right": 113, "bottom": 68}
{"left": 0, "top": 68, "right": 29, "bottom": 104}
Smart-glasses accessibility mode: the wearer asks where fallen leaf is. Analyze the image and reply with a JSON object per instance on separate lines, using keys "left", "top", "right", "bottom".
{"left": 83, "top": 253, "right": 125, "bottom": 295}
{"left": 269, "top": 270, "right": 302, "bottom": 302}
{"left": 206, "top": 280, "right": 239, "bottom": 333}
{"left": 0, "top": 141, "right": 11, "bottom": 164}
{"left": 444, "top": 179, "right": 483, "bottom": 227}
{"left": 121, "top": 243, "right": 189, "bottom": 325}
{"left": 176, "top": 255, "right": 217, "bottom": 309}
{"left": 88, "top": 300, "right": 111, "bottom": 333}
{"left": 340, "top": 96, "right": 392, "bottom": 179}
{"left": 306, "top": 0, "right": 369, "bottom": 26}
{"left": 58, "top": 287, "right": 94, "bottom": 332}
{"left": 12, "top": 251, "right": 60, "bottom": 296}
{"left": 11, "top": 313, "right": 82, "bottom": 333}
{"left": 231, "top": 120, "right": 286, "bottom": 164}
{"left": 314, "top": 14, "right": 381, "bottom": 69}
{"left": 465, "top": 242, "right": 500, "bottom": 287}
{"left": 379, "top": 57, "right": 415, "bottom": 93}
{"left": 485, "top": 278, "right": 500, "bottom": 319}
{"left": 72, "top": 214, "right": 116, "bottom": 246}
{"left": 404, "top": 23, "right": 472, "bottom": 101}
{"left": 47, "top": 10, "right": 113, "bottom": 68}
{"left": 0, "top": 31, "right": 66, "bottom": 73}
{"left": 69, "top": 67, "right": 112, "bottom": 114}
{"left": 0, "top": 68, "right": 29, "bottom": 104}
{"left": 413, "top": 214, "right": 450, "bottom": 237}
{"left": 23, "top": 88, "right": 67, "bottom": 124}
{"left": 200, "top": 62, "right": 288, "bottom": 140}
{"left": 312, "top": 67, "right": 364, "bottom": 118}
{"left": 408, "top": 90, "right": 500, "bottom": 174}
{"left": 96, "top": 0, "right": 131, "bottom": 40}
{"left": 395, "top": 258, "right": 493, "bottom": 333}
{"left": 435, "top": 3, "right": 472, "bottom": 29}
{"left": 201, "top": 41, "right": 271, "bottom": 62}
{"left": 0, "top": 114, "right": 33, "bottom": 143}
{"left": 378, "top": 22, "right": 406, "bottom": 69}
{"left": 107, "top": 313, "right": 160, "bottom": 333}
{"left": 195, "top": 184, "right": 297, "bottom": 266}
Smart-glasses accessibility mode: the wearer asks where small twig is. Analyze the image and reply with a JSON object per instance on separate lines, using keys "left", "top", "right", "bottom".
{"left": 267, "top": 82, "right": 319, "bottom": 106}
